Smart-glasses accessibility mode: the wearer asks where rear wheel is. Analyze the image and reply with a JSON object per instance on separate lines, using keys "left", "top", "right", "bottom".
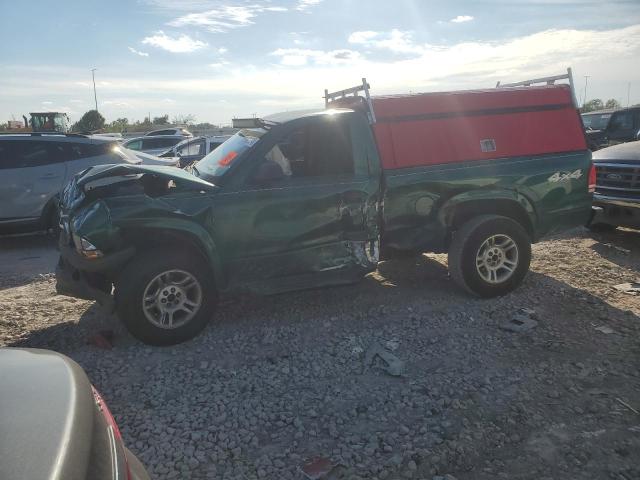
{"left": 115, "top": 249, "right": 216, "bottom": 346}
{"left": 448, "top": 215, "right": 531, "bottom": 297}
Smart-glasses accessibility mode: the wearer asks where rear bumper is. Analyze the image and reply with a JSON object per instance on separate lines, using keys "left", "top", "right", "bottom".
{"left": 591, "top": 194, "right": 640, "bottom": 228}
{"left": 125, "top": 447, "right": 151, "bottom": 480}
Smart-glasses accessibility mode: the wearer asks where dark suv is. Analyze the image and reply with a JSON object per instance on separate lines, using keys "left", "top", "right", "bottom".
{"left": 583, "top": 107, "right": 640, "bottom": 150}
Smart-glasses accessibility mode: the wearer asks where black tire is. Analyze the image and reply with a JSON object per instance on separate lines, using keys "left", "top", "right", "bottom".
{"left": 587, "top": 222, "right": 617, "bottom": 233}
{"left": 448, "top": 215, "right": 531, "bottom": 298}
{"left": 115, "top": 249, "right": 217, "bottom": 346}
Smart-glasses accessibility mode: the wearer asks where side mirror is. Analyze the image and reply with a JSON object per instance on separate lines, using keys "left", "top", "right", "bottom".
{"left": 252, "top": 160, "right": 285, "bottom": 185}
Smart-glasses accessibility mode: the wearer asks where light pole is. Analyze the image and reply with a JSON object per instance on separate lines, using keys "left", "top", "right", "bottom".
{"left": 91, "top": 68, "right": 98, "bottom": 112}
{"left": 582, "top": 75, "right": 590, "bottom": 108}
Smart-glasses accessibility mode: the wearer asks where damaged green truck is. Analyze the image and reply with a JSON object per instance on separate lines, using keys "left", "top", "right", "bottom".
{"left": 57, "top": 75, "right": 595, "bottom": 345}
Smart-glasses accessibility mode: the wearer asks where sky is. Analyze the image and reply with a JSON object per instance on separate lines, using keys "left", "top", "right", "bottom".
{"left": 1, "top": 0, "right": 639, "bottom": 126}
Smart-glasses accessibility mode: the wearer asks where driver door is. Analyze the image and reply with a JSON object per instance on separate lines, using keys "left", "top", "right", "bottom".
{"left": 213, "top": 114, "right": 381, "bottom": 293}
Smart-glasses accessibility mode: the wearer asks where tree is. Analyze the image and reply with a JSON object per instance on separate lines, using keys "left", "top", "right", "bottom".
{"left": 172, "top": 114, "right": 196, "bottom": 125}
{"left": 604, "top": 99, "right": 621, "bottom": 109}
{"left": 581, "top": 99, "right": 604, "bottom": 113}
{"left": 72, "top": 110, "right": 106, "bottom": 132}
{"left": 153, "top": 114, "right": 169, "bottom": 125}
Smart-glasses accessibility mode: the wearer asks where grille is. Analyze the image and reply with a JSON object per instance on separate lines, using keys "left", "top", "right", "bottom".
{"left": 595, "top": 163, "right": 640, "bottom": 199}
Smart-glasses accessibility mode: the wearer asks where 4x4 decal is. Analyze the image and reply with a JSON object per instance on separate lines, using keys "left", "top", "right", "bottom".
{"left": 548, "top": 170, "right": 583, "bottom": 183}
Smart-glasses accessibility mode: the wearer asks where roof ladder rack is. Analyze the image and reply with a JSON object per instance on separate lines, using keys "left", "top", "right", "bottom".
{"left": 324, "top": 77, "right": 377, "bottom": 124}
{"left": 496, "top": 67, "right": 578, "bottom": 108}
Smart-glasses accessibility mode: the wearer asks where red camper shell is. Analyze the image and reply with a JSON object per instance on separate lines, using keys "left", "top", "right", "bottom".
{"left": 369, "top": 85, "right": 587, "bottom": 170}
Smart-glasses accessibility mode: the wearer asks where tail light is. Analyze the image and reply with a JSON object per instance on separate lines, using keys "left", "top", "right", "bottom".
{"left": 92, "top": 387, "right": 132, "bottom": 480}
{"left": 588, "top": 163, "right": 597, "bottom": 193}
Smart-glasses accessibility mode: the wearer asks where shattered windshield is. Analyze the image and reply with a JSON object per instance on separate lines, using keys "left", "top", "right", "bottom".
{"left": 194, "top": 129, "right": 265, "bottom": 181}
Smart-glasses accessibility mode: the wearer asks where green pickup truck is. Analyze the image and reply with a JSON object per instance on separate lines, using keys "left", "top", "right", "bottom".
{"left": 56, "top": 75, "right": 594, "bottom": 345}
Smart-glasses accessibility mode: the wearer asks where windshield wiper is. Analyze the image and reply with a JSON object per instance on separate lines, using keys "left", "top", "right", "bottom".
{"left": 191, "top": 165, "right": 201, "bottom": 177}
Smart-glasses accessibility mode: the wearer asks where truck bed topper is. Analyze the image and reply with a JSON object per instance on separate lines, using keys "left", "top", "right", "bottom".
{"left": 325, "top": 69, "right": 586, "bottom": 170}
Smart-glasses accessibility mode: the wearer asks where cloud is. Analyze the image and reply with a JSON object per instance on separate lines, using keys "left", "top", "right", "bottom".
{"left": 128, "top": 46, "right": 150, "bottom": 57}
{"left": 450, "top": 15, "right": 474, "bottom": 23}
{"left": 168, "top": 5, "right": 286, "bottom": 33}
{"left": 102, "top": 100, "right": 131, "bottom": 108}
{"left": 2, "top": 25, "right": 639, "bottom": 124}
{"left": 348, "top": 29, "right": 423, "bottom": 55}
{"left": 42, "top": 101, "right": 53, "bottom": 105}
{"left": 142, "top": 31, "right": 208, "bottom": 52}
{"left": 218, "top": 47, "right": 228, "bottom": 54}
{"left": 296, "top": 0, "right": 323, "bottom": 11}
{"left": 270, "top": 48, "right": 361, "bottom": 66}
{"left": 209, "top": 61, "right": 230, "bottom": 68}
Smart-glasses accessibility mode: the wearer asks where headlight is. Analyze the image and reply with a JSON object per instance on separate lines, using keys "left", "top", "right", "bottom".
{"left": 72, "top": 233, "right": 104, "bottom": 259}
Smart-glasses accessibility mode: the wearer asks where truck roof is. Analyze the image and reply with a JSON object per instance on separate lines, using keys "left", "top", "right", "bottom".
{"left": 263, "top": 108, "right": 354, "bottom": 124}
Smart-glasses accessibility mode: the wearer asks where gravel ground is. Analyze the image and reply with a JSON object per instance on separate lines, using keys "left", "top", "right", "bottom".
{"left": 1, "top": 228, "right": 639, "bottom": 480}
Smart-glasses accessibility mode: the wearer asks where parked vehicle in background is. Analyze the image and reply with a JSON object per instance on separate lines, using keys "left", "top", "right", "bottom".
{"left": 129, "top": 149, "right": 180, "bottom": 167}
{"left": 159, "top": 135, "right": 231, "bottom": 167}
{"left": 90, "top": 133, "right": 124, "bottom": 142}
{"left": 145, "top": 127, "right": 192, "bottom": 137}
{"left": 589, "top": 140, "right": 640, "bottom": 230}
{"left": 0, "top": 133, "right": 143, "bottom": 234}
{"left": 0, "top": 348, "right": 150, "bottom": 480}
{"left": 56, "top": 71, "right": 594, "bottom": 346}
{"left": 122, "top": 135, "right": 185, "bottom": 156}
{"left": 583, "top": 107, "right": 640, "bottom": 150}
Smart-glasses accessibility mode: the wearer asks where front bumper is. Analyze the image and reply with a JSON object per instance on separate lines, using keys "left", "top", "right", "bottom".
{"left": 591, "top": 194, "right": 640, "bottom": 229}
{"left": 56, "top": 235, "right": 136, "bottom": 309}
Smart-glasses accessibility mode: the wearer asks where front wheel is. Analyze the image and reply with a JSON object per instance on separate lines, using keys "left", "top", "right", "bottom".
{"left": 115, "top": 249, "right": 217, "bottom": 346}
{"left": 448, "top": 215, "right": 531, "bottom": 298}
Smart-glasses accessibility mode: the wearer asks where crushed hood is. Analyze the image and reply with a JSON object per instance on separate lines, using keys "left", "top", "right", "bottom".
{"left": 75, "top": 163, "right": 217, "bottom": 191}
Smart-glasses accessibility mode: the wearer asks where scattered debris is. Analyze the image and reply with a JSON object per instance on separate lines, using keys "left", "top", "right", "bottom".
{"left": 580, "top": 429, "right": 606, "bottom": 439}
{"left": 616, "top": 397, "right": 639, "bottom": 415}
{"left": 603, "top": 243, "right": 631, "bottom": 255}
{"left": 86, "top": 330, "right": 114, "bottom": 350}
{"left": 628, "top": 426, "right": 640, "bottom": 434}
{"left": 501, "top": 310, "right": 538, "bottom": 333}
{"left": 613, "top": 282, "right": 640, "bottom": 295}
{"left": 385, "top": 339, "right": 400, "bottom": 351}
{"left": 363, "top": 343, "right": 405, "bottom": 377}
{"left": 594, "top": 325, "right": 617, "bottom": 335}
{"left": 300, "top": 456, "right": 337, "bottom": 480}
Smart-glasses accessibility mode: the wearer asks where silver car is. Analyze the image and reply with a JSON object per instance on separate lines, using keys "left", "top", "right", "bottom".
{"left": 159, "top": 135, "right": 232, "bottom": 167}
{"left": 0, "top": 134, "right": 141, "bottom": 233}
{"left": 122, "top": 135, "right": 186, "bottom": 156}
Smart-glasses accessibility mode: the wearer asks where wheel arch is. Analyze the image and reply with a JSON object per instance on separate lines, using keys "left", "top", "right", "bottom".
{"left": 39, "top": 194, "right": 60, "bottom": 229}
{"left": 440, "top": 191, "right": 537, "bottom": 244}
{"left": 122, "top": 224, "right": 225, "bottom": 289}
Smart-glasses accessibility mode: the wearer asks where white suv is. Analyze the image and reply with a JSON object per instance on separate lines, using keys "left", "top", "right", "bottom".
{"left": 0, "top": 134, "right": 142, "bottom": 233}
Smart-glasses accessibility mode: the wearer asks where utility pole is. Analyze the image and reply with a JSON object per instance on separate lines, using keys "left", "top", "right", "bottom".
{"left": 91, "top": 68, "right": 98, "bottom": 112}
{"left": 582, "top": 75, "right": 590, "bottom": 108}
{"left": 627, "top": 82, "right": 631, "bottom": 107}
